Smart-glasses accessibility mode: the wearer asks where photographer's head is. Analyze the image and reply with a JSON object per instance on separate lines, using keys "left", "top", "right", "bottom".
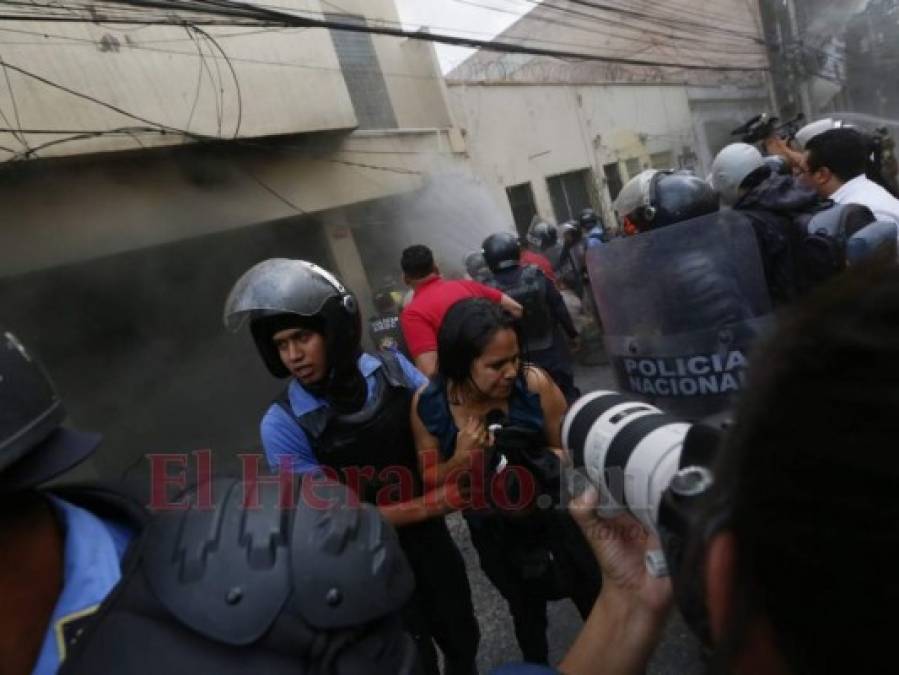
{"left": 801, "top": 128, "right": 869, "bottom": 198}
{"left": 437, "top": 298, "right": 520, "bottom": 400}
{"left": 705, "top": 261, "right": 899, "bottom": 673}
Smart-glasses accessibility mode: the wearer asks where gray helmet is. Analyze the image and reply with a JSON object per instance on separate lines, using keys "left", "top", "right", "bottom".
{"left": 614, "top": 169, "right": 719, "bottom": 232}
{"left": 527, "top": 220, "right": 558, "bottom": 249}
{"left": 795, "top": 118, "right": 852, "bottom": 150}
{"left": 463, "top": 250, "right": 491, "bottom": 281}
{"left": 711, "top": 143, "right": 768, "bottom": 206}
{"left": 0, "top": 330, "right": 102, "bottom": 493}
{"left": 224, "top": 259, "right": 361, "bottom": 378}
{"left": 559, "top": 221, "right": 580, "bottom": 242}
{"left": 481, "top": 232, "right": 522, "bottom": 273}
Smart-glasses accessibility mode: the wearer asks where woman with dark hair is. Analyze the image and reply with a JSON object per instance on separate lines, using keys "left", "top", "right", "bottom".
{"left": 411, "top": 298, "right": 601, "bottom": 665}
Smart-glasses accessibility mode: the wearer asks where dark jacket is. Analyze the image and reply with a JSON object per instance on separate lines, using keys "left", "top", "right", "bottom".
{"left": 735, "top": 175, "right": 821, "bottom": 306}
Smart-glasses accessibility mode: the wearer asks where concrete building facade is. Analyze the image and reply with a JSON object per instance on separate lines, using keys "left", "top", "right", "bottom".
{"left": 445, "top": 0, "right": 774, "bottom": 232}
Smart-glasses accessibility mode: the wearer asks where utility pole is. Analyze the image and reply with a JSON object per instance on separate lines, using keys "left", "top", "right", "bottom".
{"left": 755, "top": 0, "right": 782, "bottom": 115}
{"left": 784, "top": 0, "right": 814, "bottom": 118}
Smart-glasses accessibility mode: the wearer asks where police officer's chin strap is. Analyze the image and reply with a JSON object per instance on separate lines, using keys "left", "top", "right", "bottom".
{"left": 308, "top": 352, "right": 367, "bottom": 414}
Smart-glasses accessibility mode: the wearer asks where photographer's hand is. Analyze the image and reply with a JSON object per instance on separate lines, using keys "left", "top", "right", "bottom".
{"left": 558, "top": 487, "right": 673, "bottom": 675}
{"left": 454, "top": 416, "right": 491, "bottom": 463}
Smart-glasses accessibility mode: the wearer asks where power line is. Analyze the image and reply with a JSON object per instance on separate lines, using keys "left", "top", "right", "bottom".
{"left": 240, "top": 165, "right": 307, "bottom": 214}
{"left": 558, "top": 0, "right": 764, "bottom": 43}
{"left": 193, "top": 24, "right": 242, "bottom": 138}
{"left": 0, "top": 0, "right": 768, "bottom": 72}
{"left": 448, "top": 0, "right": 768, "bottom": 64}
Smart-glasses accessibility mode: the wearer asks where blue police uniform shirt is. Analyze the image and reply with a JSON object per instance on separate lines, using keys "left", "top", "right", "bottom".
{"left": 585, "top": 226, "right": 606, "bottom": 249}
{"left": 32, "top": 497, "right": 133, "bottom": 675}
{"left": 260, "top": 351, "right": 428, "bottom": 474}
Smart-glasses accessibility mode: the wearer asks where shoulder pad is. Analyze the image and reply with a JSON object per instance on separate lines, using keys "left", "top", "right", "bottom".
{"left": 374, "top": 350, "right": 409, "bottom": 389}
{"left": 142, "top": 477, "right": 415, "bottom": 643}
{"left": 143, "top": 477, "right": 292, "bottom": 646}
{"left": 287, "top": 480, "right": 415, "bottom": 629}
{"left": 274, "top": 387, "right": 331, "bottom": 440}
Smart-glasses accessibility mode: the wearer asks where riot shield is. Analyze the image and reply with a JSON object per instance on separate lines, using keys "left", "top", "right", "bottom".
{"left": 585, "top": 210, "right": 773, "bottom": 419}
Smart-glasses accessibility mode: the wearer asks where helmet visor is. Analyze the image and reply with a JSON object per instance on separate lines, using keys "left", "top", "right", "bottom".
{"left": 224, "top": 259, "right": 346, "bottom": 332}
{"left": 613, "top": 170, "right": 657, "bottom": 218}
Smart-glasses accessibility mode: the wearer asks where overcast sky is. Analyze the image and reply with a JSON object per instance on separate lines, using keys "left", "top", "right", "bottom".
{"left": 395, "top": 0, "right": 532, "bottom": 72}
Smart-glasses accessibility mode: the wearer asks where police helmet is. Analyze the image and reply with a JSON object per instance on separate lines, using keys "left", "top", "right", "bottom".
{"left": 527, "top": 220, "right": 558, "bottom": 250}
{"left": 578, "top": 208, "right": 599, "bottom": 230}
{"left": 795, "top": 118, "right": 852, "bottom": 150}
{"left": 224, "top": 259, "right": 361, "bottom": 379}
{"left": 711, "top": 143, "right": 770, "bottom": 206}
{"left": 614, "top": 170, "right": 719, "bottom": 233}
{"left": 463, "top": 250, "right": 490, "bottom": 281}
{"left": 0, "top": 330, "right": 102, "bottom": 493}
{"left": 559, "top": 221, "right": 580, "bottom": 242}
{"left": 481, "top": 232, "right": 522, "bottom": 273}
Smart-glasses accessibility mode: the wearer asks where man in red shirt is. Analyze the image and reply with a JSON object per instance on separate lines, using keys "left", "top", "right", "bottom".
{"left": 400, "top": 245, "right": 522, "bottom": 377}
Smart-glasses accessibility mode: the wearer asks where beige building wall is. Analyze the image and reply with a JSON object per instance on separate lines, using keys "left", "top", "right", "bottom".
{"left": 449, "top": 82, "right": 696, "bottom": 226}
{"left": 0, "top": 0, "right": 465, "bottom": 279}
{"left": 0, "top": 0, "right": 363, "bottom": 159}
{"left": 335, "top": 0, "right": 454, "bottom": 130}
{"left": 0, "top": 129, "right": 464, "bottom": 277}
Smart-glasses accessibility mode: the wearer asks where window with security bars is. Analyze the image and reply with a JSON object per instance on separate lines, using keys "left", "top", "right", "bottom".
{"left": 327, "top": 15, "right": 398, "bottom": 130}
{"left": 546, "top": 168, "right": 593, "bottom": 224}
{"left": 625, "top": 157, "right": 642, "bottom": 180}
{"left": 603, "top": 162, "right": 624, "bottom": 201}
{"left": 506, "top": 182, "right": 538, "bottom": 238}
{"left": 650, "top": 151, "right": 674, "bottom": 170}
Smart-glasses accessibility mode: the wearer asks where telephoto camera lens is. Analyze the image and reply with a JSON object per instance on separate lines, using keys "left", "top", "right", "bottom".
{"left": 561, "top": 390, "right": 692, "bottom": 532}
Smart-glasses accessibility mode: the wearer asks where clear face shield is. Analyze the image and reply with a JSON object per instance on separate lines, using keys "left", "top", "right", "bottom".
{"left": 223, "top": 259, "right": 354, "bottom": 332}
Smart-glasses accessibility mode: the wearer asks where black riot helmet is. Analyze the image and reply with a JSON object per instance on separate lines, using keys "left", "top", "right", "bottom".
{"left": 527, "top": 220, "right": 558, "bottom": 250}
{"left": 579, "top": 208, "right": 599, "bottom": 230}
{"left": 614, "top": 169, "right": 719, "bottom": 233}
{"left": 0, "top": 330, "right": 102, "bottom": 494}
{"left": 224, "top": 259, "right": 361, "bottom": 379}
{"left": 481, "top": 232, "right": 522, "bottom": 274}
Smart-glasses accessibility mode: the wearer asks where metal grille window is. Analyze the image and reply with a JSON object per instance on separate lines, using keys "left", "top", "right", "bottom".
{"left": 547, "top": 169, "right": 593, "bottom": 224}
{"left": 625, "top": 157, "right": 642, "bottom": 179}
{"left": 506, "top": 183, "right": 538, "bottom": 238}
{"left": 650, "top": 151, "right": 674, "bottom": 170}
{"left": 603, "top": 162, "right": 624, "bottom": 201}
{"left": 327, "top": 15, "right": 398, "bottom": 130}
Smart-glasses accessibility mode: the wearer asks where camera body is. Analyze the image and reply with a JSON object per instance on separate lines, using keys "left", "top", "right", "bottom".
{"left": 562, "top": 390, "right": 725, "bottom": 640}
{"left": 732, "top": 112, "right": 806, "bottom": 146}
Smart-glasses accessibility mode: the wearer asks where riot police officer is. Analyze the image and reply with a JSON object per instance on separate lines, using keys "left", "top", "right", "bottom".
{"left": 712, "top": 142, "right": 821, "bottom": 305}
{"left": 605, "top": 169, "right": 771, "bottom": 419}
{"left": 463, "top": 250, "right": 493, "bottom": 284}
{"left": 613, "top": 169, "right": 720, "bottom": 235}
{"left": 0, "top": 329, "right": 418, "bottom": 675}
{"left": 481, "top": 233, "right": 581, "bottom": 402}
{"left": 223, "top": 259, "right": 481, "bottom": 675}
{"left": 370, "top": 288, "right": 411, "bottom": 357}
{"left": 526, "top": 219, "right": 564, "bottom": 271}
{"left": 578, "top": 208, "right": 607, "bottom": 248}
{"left": 557, "top": 221, "right": 586, "bottom": 298}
